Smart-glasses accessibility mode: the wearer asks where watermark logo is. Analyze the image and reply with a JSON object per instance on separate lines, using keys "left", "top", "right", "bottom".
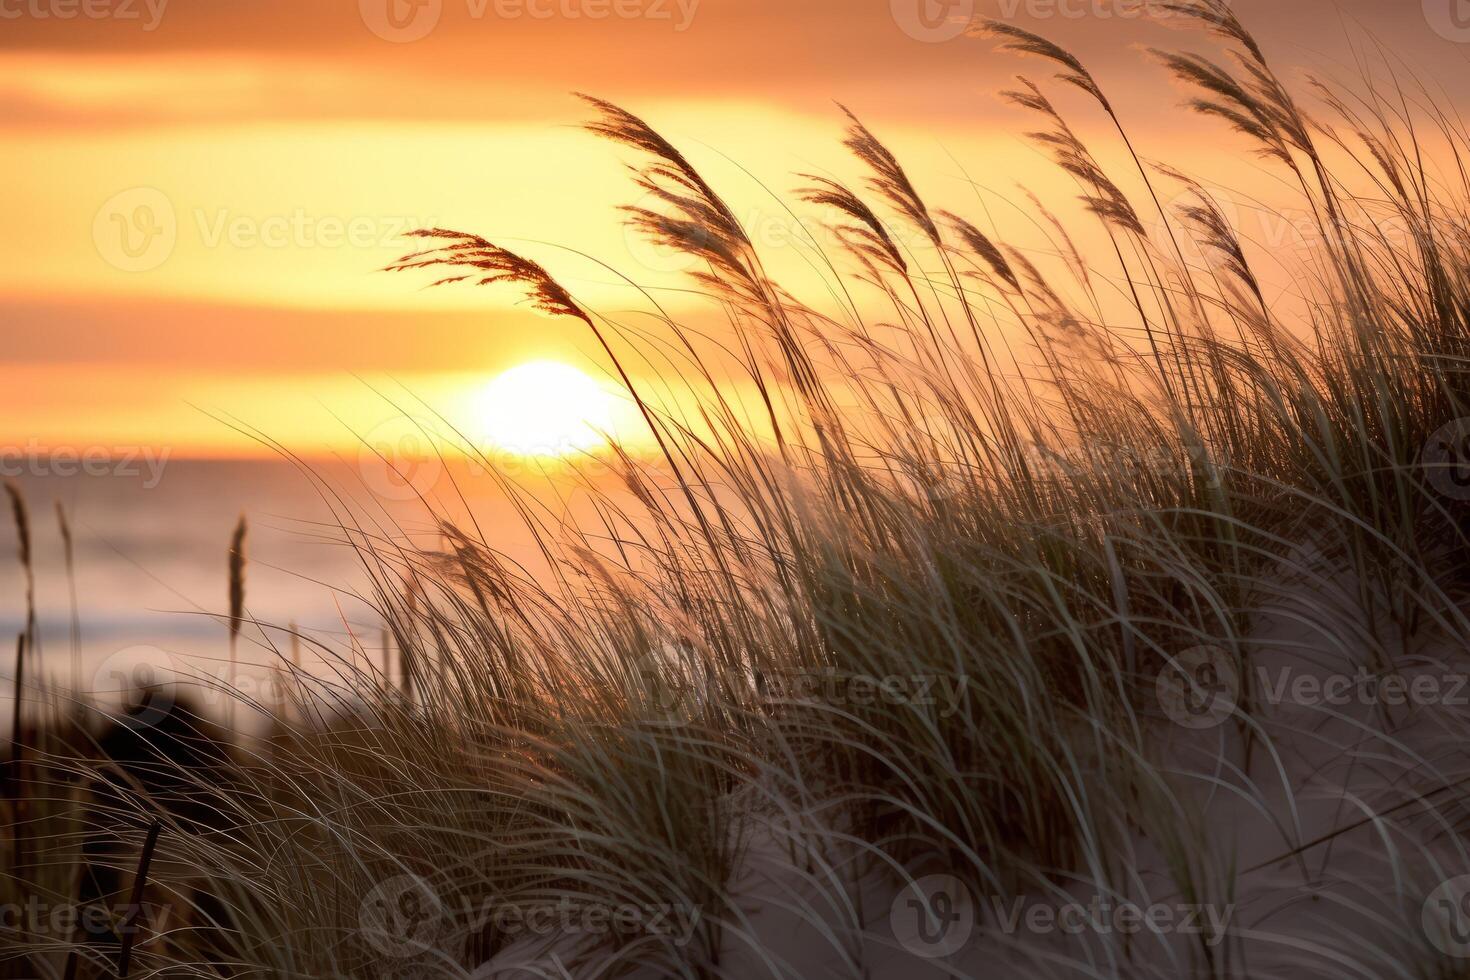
{"left": 1156, "top": 645, "right": 1239, "bottom": 729}
{"left": 88, "top": 645, "right": 288, "bottom": 726}
{"left": 1156, "top": 186, "right": 1243, "bottom": 275}
{"left": 891, "top": 0, "right": 974, "bottom": 42}
{"left": 1423, "top": 876, "right": 1470, "bottom": 958}
{"left": 94, "top": 187, "right": 176, "bottom": 273}
{"left": 1424, "top": 419, "right": 1470, "bottom": 500}
{"left": 628, "top": 651, "right": 700, "bottom": 725}
{"left": 360, "top": 874, "right": 447, "bottom": 958}
{"left": 89, "top": 646, "right": 181, "bottom": 728}
{"left": 359, "top": 417, "right": 445, "bottom": 501}
{"left": 1425, "top": 0, "right": 1470, "bottom": 43}
{"left": 622, "top": 192, "right": 703, "bottom": 275}
{"left": 891, "top": 874, "right": 975, "bottom": 959}
{"left": 360, "top": 0, "right": 442, "bottom": 41}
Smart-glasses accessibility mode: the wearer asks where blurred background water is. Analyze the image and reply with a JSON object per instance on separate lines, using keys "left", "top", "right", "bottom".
{"left": 0, "top": 454, "right": 598, "bottom": 727}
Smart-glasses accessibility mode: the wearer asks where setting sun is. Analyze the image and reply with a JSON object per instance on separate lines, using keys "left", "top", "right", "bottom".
{"left": 476, "top": 360, "right": 616, "bottom": 456}
{"left": 10, "top": 3, "right": 1470, "bottom": 976}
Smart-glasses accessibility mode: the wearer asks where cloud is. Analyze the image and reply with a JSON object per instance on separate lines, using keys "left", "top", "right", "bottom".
{"left": 0, "top": 293, "right": 576, "bottom": 371}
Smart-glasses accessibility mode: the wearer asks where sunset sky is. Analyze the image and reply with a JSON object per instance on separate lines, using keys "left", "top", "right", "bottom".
{"left": 6, "top": 0, "right": 1469, "bottom": 456}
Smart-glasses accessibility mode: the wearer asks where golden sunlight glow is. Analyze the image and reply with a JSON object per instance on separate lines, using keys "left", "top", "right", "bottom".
{"left": 476, "top": 361, "right": 616, "bottom": 456}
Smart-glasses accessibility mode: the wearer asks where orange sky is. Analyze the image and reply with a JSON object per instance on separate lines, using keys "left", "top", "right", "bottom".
{"left": 6, "top": 0, "right": 1469, "bottom": 456}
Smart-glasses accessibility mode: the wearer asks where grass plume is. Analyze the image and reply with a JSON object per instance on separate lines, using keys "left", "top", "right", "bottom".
{"left": 8, "top": 9, "right": 1470, "bottom": 978}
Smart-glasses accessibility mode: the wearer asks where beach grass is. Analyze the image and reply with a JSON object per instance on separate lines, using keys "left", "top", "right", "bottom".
{"left": 7, "top": 1, "right": 1470, "bottom": 976}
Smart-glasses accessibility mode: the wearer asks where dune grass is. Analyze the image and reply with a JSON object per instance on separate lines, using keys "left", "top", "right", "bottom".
{"left": 7, "top": 1, "right": 1470, "bottom": 976}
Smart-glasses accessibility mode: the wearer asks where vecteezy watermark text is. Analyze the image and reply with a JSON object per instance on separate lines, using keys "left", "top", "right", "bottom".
{"left": 1257, "top": 666, "right": 1469, "bottom": 709}
{"left": 359, "top": 0, "right": 699, "bottom": 43}
{"left": 634, "top": 662, "right": 972, "bottom": 722}
{"left": 0, "top": 442, "right": 169, "bottom": 488}
{"left": 1159, "top": 645, "right": 1470, "bottom": 729}
{"left": 891, "top": 0, "right": 1234, "bottom": 43}
{"left": 888, "top": 874, "right": 1232, "bottom": 959}
{"left": 359, "top": 874, "right": 701, "bottom": 959}
{"left": 0, "top": 0, "right": 166, "bottom": 30}
{"left": 0, "top": 897, "right": 171, "bottom": 938}
{"left": 476, "top": 0, "right": 698, "bottom": 26}
{"left": 984, "top": 895, "right": 1234, "bottom": 946}
{"left": 94, "top": 186, "right": 435, "bottom": 273}
{"left": 992, "top": 0, "right": 1219, "bottom": 20}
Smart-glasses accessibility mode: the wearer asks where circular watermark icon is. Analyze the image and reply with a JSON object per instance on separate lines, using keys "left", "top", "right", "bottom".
{"left": 621, "top": 192, "right": 705, "bottom": 276}
{"left": 1424, "top": 419, "right": 1470, "bottom": 501}
{"left": 89, "top": 646, "right": 181, "bottom": 728}
{"left": 360, "top": 0, "right": 443, "bottom": 42}
{"left": 890, "top": 874, "right": 975, "bottom": 959}
{"left": 1155, "top": 185, "right": 1243, "bottom": 273}
{"left": 1425, "top": 0, "right": 1470, "bottom": 43}
{"left": 891, "top": 0, "right": 974, "bottom": 42}
{"left": 93, "top": 187, "right": 177, "bottom": 273}
{"left": 627, "top": 650, "right": 707, "bottom": 725}
{"left": 1156, "top": 645, "right": 1239, "bottom": 730}
{"left": 1423, "top": 876, "right": 1470, "bottom": 958}
{"left": 359, "top": 417, "right": 445, "bottom": 502}
{"left": 360, "top": 873, "right": 447, "bottom": 958}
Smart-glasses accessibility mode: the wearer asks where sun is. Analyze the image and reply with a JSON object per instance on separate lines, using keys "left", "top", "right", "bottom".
{"left": 476, "top": 360, "right": 617, "bottom": 456}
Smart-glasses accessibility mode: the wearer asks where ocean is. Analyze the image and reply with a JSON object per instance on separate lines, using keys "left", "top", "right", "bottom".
{"left": 0, "top": 454, "right": 608, "bottom": 725}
